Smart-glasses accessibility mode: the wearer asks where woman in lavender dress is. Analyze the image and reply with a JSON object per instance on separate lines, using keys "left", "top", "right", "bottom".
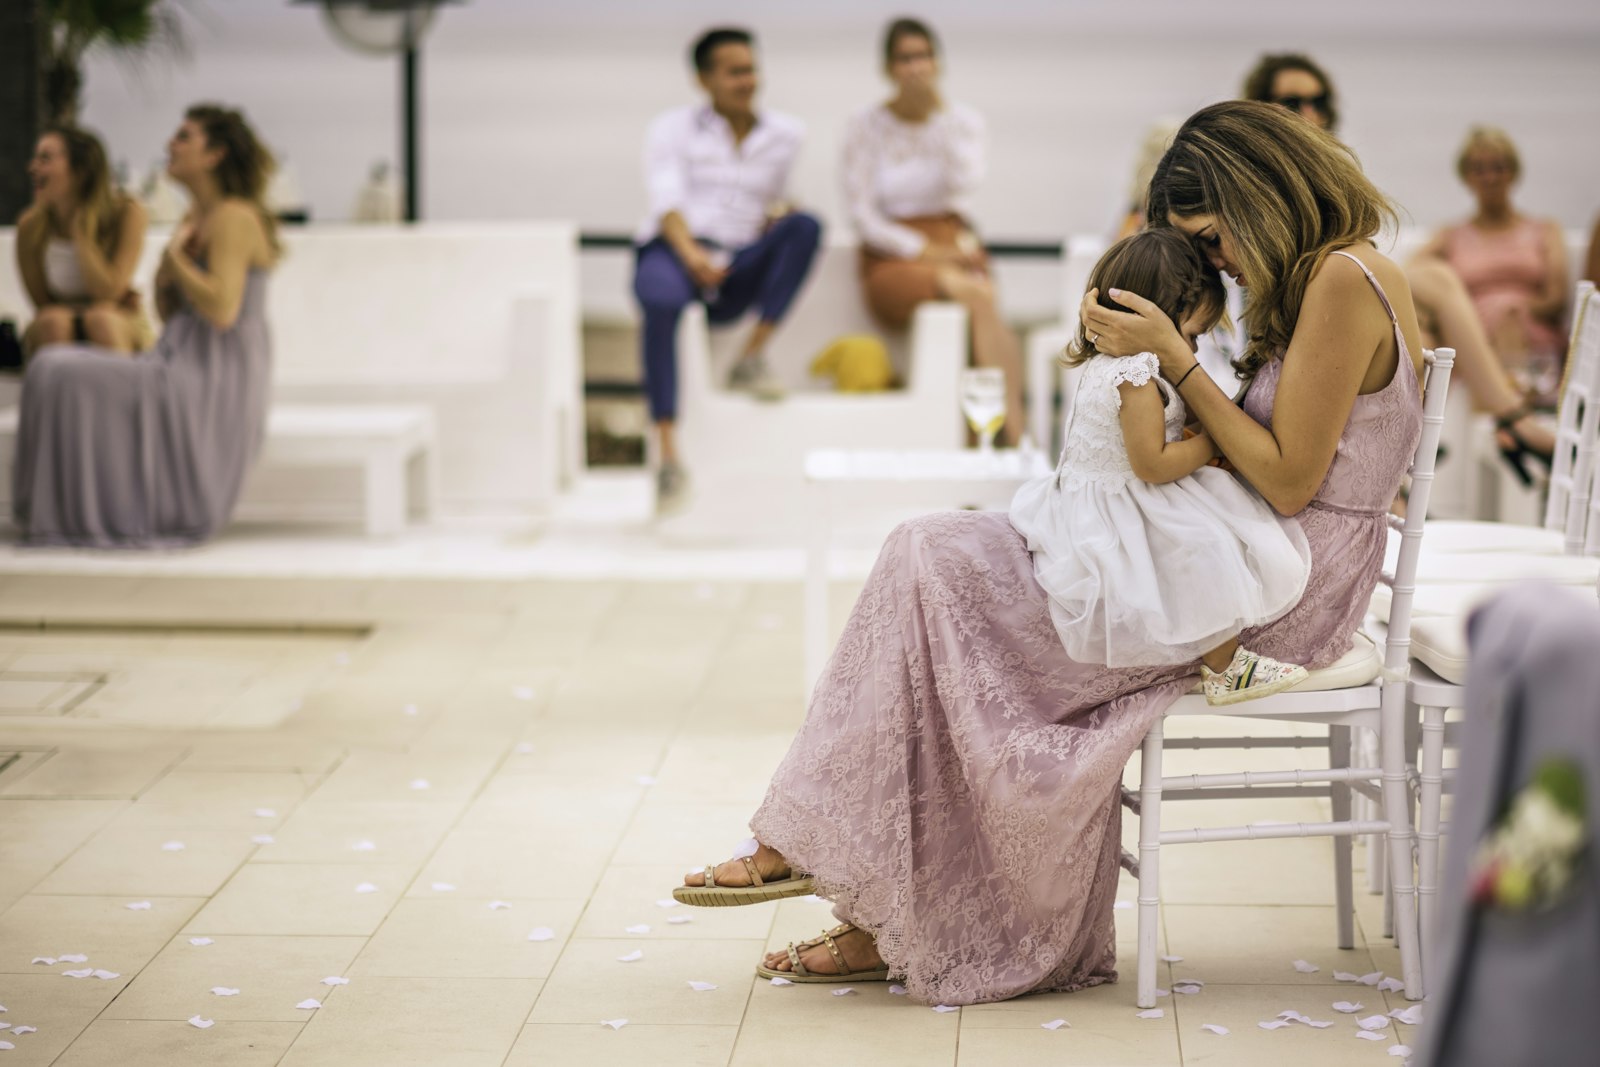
{"left": 674, "top": 101, "right": 1425, "bottom": 1005}
{"left": 12, "top": 104, "right": 276, "bottom": 548}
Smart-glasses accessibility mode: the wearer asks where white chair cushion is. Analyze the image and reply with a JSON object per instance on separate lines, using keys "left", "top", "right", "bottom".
{"left": 1416, "top": 520, "right": 1564, "bottom": 555}
{"left": 1412, "top": 552, "right": 1599, "bottom": 585}
{"left": 1185, "top": 631, "right": 1381, "bottom": 694}
{"left": 1411, "top": 615, "right": 1470, "bottom": 684}
{"left": 1370, "top": 582, "right": 1504, "bottom": 624}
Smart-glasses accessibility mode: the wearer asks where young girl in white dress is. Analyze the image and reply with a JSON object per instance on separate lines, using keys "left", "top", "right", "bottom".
{"left": 1009, "top": 229, "right": 1312, "bottom": 704}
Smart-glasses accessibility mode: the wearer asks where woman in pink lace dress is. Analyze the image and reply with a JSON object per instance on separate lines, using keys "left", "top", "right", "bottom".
{"left": 673, "top": 101, "right": 1425, "bottom": 1006}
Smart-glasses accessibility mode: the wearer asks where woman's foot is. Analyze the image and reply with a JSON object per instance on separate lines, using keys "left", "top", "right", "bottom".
{"left": 681, "top": 842, "right": 792, "bottom": 888}
{"left": 671, "top": 841, "right": 815, "bottom": 907}
{"left": 760, "top": 923, "right": 888, "bottom": 978}
{"left": 1493, "top": 406, "right": 1556, "bottom": 487}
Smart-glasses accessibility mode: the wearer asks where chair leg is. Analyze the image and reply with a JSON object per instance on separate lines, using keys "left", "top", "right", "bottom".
{"left": 1329, "top": 725, "right": 1355, "bottom": 950}
{"left": 1380, "top": 686, "right": 1424, "bottom": 999}
{"left": 1136, "top": 717, "right": 1165, "bottom": 1009}
{"left": 1417, "top": 702, "right": 1447, "bottom": 993}
{"left": 1359, "top": 727, "right": 1387, "bottom": 896}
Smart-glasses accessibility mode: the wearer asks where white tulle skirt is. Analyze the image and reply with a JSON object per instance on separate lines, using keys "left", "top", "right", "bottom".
{"left": 1008, "top": 467, "right": 1312, "bottom": 668}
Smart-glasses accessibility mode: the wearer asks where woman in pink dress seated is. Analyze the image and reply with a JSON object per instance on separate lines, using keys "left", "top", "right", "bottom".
{"left": 1420, "top": 126, "right": 1569, "bottom": 433}
{"left": 672, "top": 101, "right": 1424, "bottom": 1006}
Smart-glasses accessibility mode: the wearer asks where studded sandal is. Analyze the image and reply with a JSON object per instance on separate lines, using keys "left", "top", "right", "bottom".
{"left": 754, "top": 923, "right": 891, "bottom": 984}
{"left": 671, "top": 855, "right": 814, "bottom": 907}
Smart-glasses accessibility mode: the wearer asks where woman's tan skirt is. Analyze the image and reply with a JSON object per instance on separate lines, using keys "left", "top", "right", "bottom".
{"left": 860, "top": 214, "right": 985, "bottom": 330}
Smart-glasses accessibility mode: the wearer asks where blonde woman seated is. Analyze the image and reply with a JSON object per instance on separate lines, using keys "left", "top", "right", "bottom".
{"left": 15, "top": 126, "right": 152, "bottom": 357}
{"left": 1419, "top": 127, "right": 1569, "bottom": 411}
{"left": 842, "top": 17, "right": 1024, "bottom": 443}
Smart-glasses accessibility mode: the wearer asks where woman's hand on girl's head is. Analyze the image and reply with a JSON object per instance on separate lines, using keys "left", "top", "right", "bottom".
{"left": 1080, "top": 287, "right": 1189, "bottom": 372}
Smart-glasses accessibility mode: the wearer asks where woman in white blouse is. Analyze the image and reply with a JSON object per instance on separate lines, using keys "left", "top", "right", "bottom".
{"left": 15, "top": 127, "right": 152, "bottom": 358}
{"left": 842, "top": 17, "right": 1023, "bottom": 443}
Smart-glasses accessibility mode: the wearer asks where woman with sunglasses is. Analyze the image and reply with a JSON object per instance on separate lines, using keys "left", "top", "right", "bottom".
{"left": 1242, "top": 53, "right": 1556, "bottom": 482}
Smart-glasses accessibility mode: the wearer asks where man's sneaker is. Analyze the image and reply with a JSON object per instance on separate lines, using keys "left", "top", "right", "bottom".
{"left": 728, "top": 355, "right": 787, "bottom": 401}
{"left": 1201, "top": 646, "right": 1309, "bottom": 706}
{"left": 656, "top": 461, "right": 690, "bottom": 516}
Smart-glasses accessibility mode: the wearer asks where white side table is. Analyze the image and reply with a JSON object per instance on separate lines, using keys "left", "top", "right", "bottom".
{"left": 803, "top": 447, "right": 1052, "bottom": 692}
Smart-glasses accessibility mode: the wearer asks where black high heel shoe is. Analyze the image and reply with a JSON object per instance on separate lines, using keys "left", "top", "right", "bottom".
{"left": 1494, "top": 405, "right": 1555, "bottom": 488}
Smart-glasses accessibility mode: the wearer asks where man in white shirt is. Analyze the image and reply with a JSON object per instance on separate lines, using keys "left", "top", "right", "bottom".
{"left": 632, "top": 26, "right": 822, "bottom": 514}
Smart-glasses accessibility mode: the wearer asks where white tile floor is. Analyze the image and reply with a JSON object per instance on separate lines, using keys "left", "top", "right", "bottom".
{"left": 0, "top": 536, "right": 1426, "bottom": 1065}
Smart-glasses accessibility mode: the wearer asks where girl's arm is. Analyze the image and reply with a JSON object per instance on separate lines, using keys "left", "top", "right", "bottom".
{"left": 72, "top": 200, "right": 148, "bottom": 302}
{"left": 1118, "top": 380, "right": 1216, "bottom": 483}
{"left": 161, "top": 202, "right": 261, "bottom": 330}
{"left": 1085, "top": 253, "right": 1401, "bottom": 516}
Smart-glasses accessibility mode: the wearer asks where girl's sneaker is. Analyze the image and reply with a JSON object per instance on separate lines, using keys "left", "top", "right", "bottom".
{"left": 1201, "top": 647, "right": 1309, "bottom": 706}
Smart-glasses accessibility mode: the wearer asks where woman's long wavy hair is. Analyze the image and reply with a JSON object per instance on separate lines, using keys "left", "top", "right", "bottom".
{"left": 1063, "top": 229, "right": 1223, "bottom": 367}
{"left": 1146, "top": 100, "right": 1396, "bottom": 379}
{"left": 186, "top": 103, "right": 279, "bottom": 255}
{"left": 23, "top": 126, "right": 127, "bottom": 259}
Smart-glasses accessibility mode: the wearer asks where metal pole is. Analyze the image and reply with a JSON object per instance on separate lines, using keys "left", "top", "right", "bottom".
{"left": 402, "top": 41, "right": 419, "bottom": 222}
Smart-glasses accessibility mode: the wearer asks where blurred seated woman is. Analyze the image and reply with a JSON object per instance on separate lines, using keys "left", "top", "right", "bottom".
{"left": 1243, "top": 54, "right": 1557, "bottom": 478}
{"left": 842, "top": 17, "right": 1024, "bottom": 443}
{"left": 14, "top": 126, "right": 152, "bottom": 358}
{"left": 12, "top": 104, "right": 277, "bottom": 548}
{"left": 1419, "top": 127, "right": 1569, "bottom": 408}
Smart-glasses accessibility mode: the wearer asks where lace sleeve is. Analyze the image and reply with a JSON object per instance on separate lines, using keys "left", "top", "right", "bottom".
{"left": 1105, "top": 352, "right": 1162, "bottom": 407}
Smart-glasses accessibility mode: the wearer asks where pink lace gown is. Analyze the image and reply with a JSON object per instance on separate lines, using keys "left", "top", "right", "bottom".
{"left": 750, "top": 256, "right": 1422, "bottom": 1005}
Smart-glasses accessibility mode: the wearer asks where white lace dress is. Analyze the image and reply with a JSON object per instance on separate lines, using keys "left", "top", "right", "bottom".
{"left": 1009, "top": 352, "right": 1311, "bottom": 668}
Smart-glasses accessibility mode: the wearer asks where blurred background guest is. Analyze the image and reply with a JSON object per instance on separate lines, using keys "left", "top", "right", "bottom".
{"left": 1243, "top": 54, "right": 1558, "bottom": 478}
{"left": 632, "top": 26, "right": 822, "bottom": 514}
{"left": 12, "top": 103, "right": 278, "bottom": 548}
{"left": 1420, "top": 126, "right": 1570, "bottom": 407}
{"left": 14, "top": 125, "right": 152, "bottom": 358}
{"left": 842, "top": 17, "right": 1023, "bottom": 444}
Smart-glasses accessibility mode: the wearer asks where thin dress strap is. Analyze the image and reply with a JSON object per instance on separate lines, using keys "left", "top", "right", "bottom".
{"left": 1328, "top": 249, "right": 1399, "bottom": 326}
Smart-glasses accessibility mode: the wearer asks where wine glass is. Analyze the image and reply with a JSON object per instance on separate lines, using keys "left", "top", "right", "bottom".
{"left": 960, "top": 368, "right": 1007, "bottom": 455}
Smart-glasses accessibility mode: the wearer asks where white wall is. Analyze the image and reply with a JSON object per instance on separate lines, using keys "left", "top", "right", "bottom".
{"left": 78, "top": 0, "right": 1600, "bottom": 241}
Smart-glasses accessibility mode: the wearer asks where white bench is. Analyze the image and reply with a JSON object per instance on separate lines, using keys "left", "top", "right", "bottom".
{"left": 0, "top": 403, "right": 437, "bottom": 537}
{"left": 0, "top": 223, "right": 583, "bottom": 528}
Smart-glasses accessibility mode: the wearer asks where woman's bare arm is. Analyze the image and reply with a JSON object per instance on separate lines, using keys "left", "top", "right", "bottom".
{"left": 1531, "top": 219, "right": 1569, "bottom": 324}
{"left": 15, "top": 209, "right": 52, "bottom": 309}
{"left": 72, "top": 200, "right": 148, "bottom": 302}
{"left": 162, "top": 202, "right": 262, "bottom": 330}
